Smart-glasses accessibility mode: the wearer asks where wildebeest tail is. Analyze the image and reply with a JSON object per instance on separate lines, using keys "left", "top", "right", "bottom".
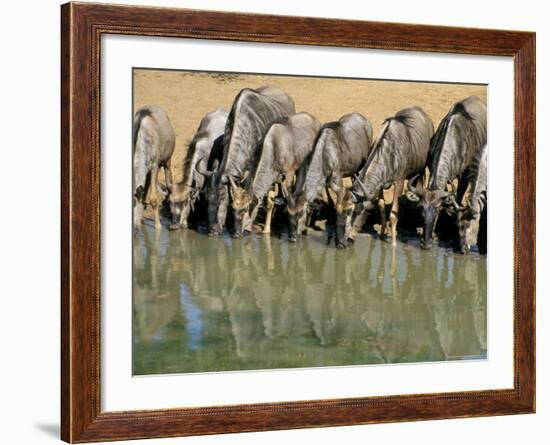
{"left": 133, "top": 108, "right": 151, "bottom": 150}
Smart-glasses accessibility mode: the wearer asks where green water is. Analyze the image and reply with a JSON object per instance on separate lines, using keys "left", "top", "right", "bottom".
{"left": 133, "top": 227, "right": 487, "bottom": 375}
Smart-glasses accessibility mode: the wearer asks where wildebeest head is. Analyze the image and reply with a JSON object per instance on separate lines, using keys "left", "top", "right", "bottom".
{"left": 335, "top": 189, "right": 355, "bottom": 249}
{"left": 228, "top": 172, "right": 252, "bottom": 238}
{"left": 456, "top": 191, "right": 487, "bottom": 255}
{"left": 277, "top": 182, "right": 308, "bottom": 242}
{"left": 406, "top": 175, "right": 457, "bottom": 249}
{"left": 456, "top": 206, "right": 479, "bottom": 254}
{"left": 166, "top": 182, "right": 197, "bottom": 231}
{"left": 197, "top": 159, "right": 226, "bottom": 236}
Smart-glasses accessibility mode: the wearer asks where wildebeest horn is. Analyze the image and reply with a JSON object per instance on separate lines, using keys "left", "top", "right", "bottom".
{"left": 195, "top": 157, "right": 213, "bottom": 177}
{"left": 353, "top": 173, "right": 369, "bottom": 198}
{"left": 448, "top": 194, "right": 466, "bottom": 211}
{"left": 407, "top": 174, "right": 424, "bottom": 196}
{"left": 228, "top": 175, "right": 238, "bottom": 190}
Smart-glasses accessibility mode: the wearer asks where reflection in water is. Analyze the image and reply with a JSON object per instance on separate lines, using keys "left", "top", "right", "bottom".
{"left": 133, "top": 228, "right": 487, "bottom": 375}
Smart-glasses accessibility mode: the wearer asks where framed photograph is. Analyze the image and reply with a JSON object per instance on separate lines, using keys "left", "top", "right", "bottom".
{"left": 61, "top": 2, "right": 535, "bottom": 442}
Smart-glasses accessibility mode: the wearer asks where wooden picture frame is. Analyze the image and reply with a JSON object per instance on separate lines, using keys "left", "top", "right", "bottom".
{"left": 61, "top": 2, "right": 536, "bottom": 442}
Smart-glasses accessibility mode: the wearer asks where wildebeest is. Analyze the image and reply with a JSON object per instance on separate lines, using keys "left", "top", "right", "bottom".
{"left": 406, "top": 96, "right": 487, "bottom": 249}
{"left": 206, "top": 86, "right": 296, "bottom": 237}
{"left": 283, "top": 112, "right": 373, "bottom": 246}
{"left": 133, "top": 105, "right": 175, "bottom": 229}
{"left": 347, "top": 107, "right": 434, "bottom": 247}
{"left": 167, "top": 108, "right": 228, "bottom": 230}
{"left": 229, "top": 112, "right": 321, "bottom": 237}
{"left": 452, "top": 143, "right": 487, "bottom": 254}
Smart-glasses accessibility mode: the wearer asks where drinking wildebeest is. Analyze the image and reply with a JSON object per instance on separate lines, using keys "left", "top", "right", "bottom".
{"left": 167, "top": 108, "right": 228, "bottom": 230}
{"left": 451, "top": 143, "right": 487, "bottom": 254}
{"left": 282, "top": 112, "right": 373, "bottom": 246}
{"left": 347, "top": 107, "right": 434, "bottom": 247}
{"left": 206, "top": 86, "right": 296, "bottom": 237}
{"left": 229, "top": 112, "right": 321, "bottom": 237}
{"left": 133, "top": 105, "right": 175, "bottom": 229}
{"left": 406, "top": 96, "right": 487, "bottom": 249}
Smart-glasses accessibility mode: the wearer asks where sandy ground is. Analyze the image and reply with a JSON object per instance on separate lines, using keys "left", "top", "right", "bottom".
{"left": 133, "top": 69, "right": 486, "bottom": 187}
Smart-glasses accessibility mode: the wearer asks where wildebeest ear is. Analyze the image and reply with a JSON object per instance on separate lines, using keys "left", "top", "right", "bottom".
{"left": 405, "top": 191, "right": 420, "bottom": 202}
{"left": 442, "top": 192, "right": 462, "bottom": 210}
{"left": 462, "top": 207, "right": 478, "bottom": 221}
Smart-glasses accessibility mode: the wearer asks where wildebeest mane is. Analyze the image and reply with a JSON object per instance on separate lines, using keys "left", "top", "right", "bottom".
{"left": 315, "top": 121, "right": 348, "bottom": 154}
{"left": 220, "top": 87, "right": 295, "bottom": 183}
{"left": 359, "top": 118, "right": 391, "bottom": 179}
{"left": 428, "top": 97, "right": 486, "bottom": 182}
{"left": 358, "top": 108, "right": 417, "bottom": 181}
{"left": 303, "top": 122, "right": 348, "bottom": 202}
{"left": 180, "top": 131, "right": 207, "bottom": 185}
{"left": 462, "top": 143, "right": 487, "bottom": 213}
{"left": 352, "top": 107, "right": 433, "bottom": 200}
{"left": 248, "top": 116, "right": 290, "bottom": 178}
{"left": 429, "top": 103, "right": 468, "bottom": 166}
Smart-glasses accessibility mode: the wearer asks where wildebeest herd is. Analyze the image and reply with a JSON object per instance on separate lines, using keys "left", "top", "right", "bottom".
{"left": 133, "top": 86, "right": 487, "bottom": 254}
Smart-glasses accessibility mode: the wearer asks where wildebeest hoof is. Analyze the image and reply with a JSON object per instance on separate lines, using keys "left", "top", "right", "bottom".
{"left": 347, "top": 237, "right": 355, "bottom": 246}
{"left": 168, "top": 223, "right": 181, "bottom": 231}
{"left": 208, "top": 231, "right": 219, "bottom": 237}
{"left": 231, "top": 232, "right": 242, "bottom": 239}
{"left": 288, "top": 236, "right": 297, "bottom": 243}
{"left": 336, "top": 242, "right": 346, "bottom": 249}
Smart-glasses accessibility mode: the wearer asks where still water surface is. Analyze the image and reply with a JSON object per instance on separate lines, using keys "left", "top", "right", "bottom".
{"left": 133, "top": 227, "right": 487, "bottom": 375}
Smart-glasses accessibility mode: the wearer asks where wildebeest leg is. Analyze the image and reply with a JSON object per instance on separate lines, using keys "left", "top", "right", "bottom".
{"left": 263, "top": 184, "right": 277, "bottom": 234}
{"left": 334, "top": 181, "right": 348, "bottom": 249}
{"left": 179, "top": 200, "right": 192, "bottom": 229}
{"left": 241, "top": 205, "right": 255, "bottom": 235}
{"left": 217, "top": 189, "right": 229, "bottom": 234}
{"left": 325, "top": 186, "right": 336, "bottom": 245}
{"left": 390, "top": 179, "right": 404, "bottom": 247}
{"left": 378, "top": 190, "right": 387, "bottom": 240}
{"left": 149, "top": 165, "right": 162, "bottom": 230}
{"left": 163, "top": 158, "right": 173, "bottom": 189}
